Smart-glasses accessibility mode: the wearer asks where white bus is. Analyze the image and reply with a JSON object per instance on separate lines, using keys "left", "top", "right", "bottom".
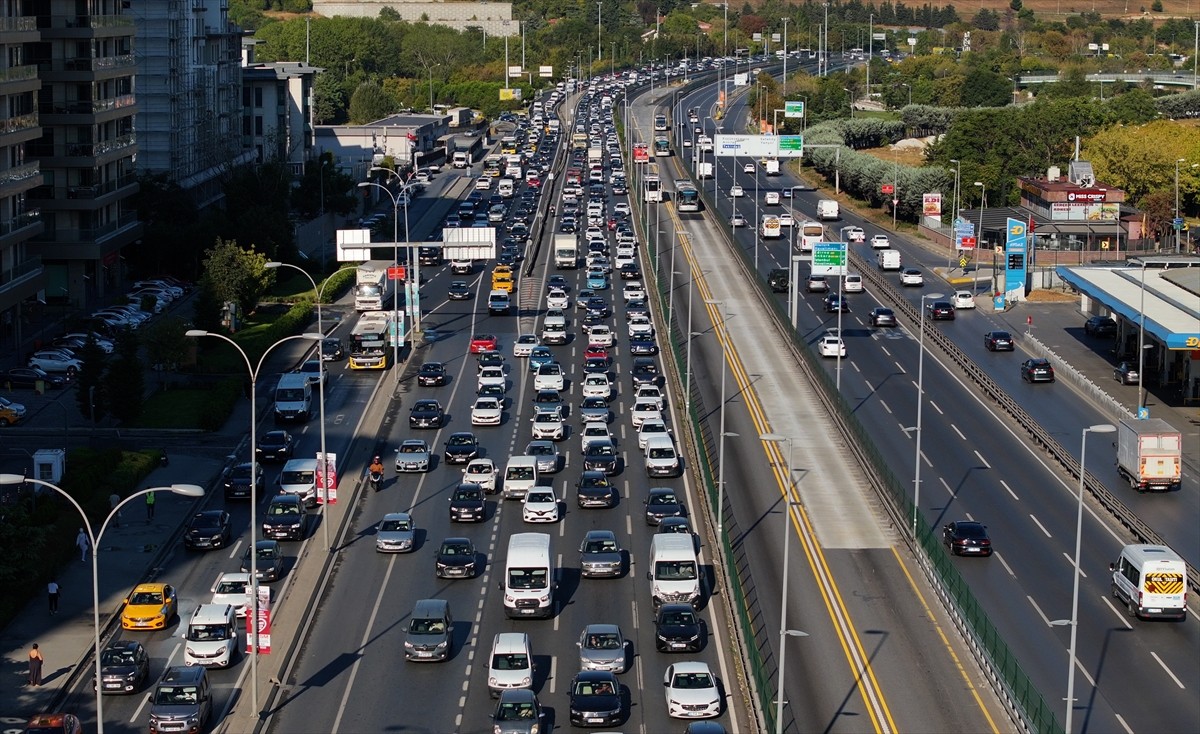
{"left": 761, "top": 215, "right": 782, "bottom": 239}
{"left": 799, "top": 220, "right": 824, "bottom": 253}
{"left": 348, "top": 311, "right": 394, "bottom": 370}
{"left": 654, "top": 114, "right": 668, "bottom": 131}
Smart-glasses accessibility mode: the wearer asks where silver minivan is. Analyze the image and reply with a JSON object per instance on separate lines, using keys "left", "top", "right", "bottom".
{"left": 488, "top": 632, "right": 533, "bottom": 697}
{"left": 148, "top": 666, "right": 212, "bottom": 733}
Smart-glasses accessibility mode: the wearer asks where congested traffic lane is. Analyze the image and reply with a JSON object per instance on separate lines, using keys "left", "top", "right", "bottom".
{"left": 678, "top": 79, "right": 1200, "bottom": 732}
{"left": 265, "top": 91, "right": 744, "bottom": 734}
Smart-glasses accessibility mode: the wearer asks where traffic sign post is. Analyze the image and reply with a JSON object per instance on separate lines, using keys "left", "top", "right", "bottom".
{"left": 811, "top": 242, "right": 848, "bottom": 276}
{"left": 881, "top": 184, "right": 894, "bottom": 195}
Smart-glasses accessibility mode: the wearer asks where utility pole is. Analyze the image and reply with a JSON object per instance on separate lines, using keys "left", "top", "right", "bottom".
{"left": 597, "top": 2, "right": 603, "bottom": 61}
{"left": 782, "top": 17, "right": 790, "bottom": 97}
{"left": 867, "top": 14, "right": 872, "bottom": 99}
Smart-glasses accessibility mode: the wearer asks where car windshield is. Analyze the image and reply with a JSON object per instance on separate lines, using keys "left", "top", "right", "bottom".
{"left": 268, "top": 504, "right": 297, "bottom": 516}
{"left": 380, "top": 518, "right": 410, "bottom": 532}
{"left": 586, "top": 633, "right": 622, "bottom": 649}
{"left": 409, "top": 618, "right": 446, "bottom": 634}
{"left": 496, "top": 702, "right": 536, "bottom": 721}
{"left": 187, "top": 623, "right": 230, "bottom": 641}
{"left": 154, "top": 685, "right": 199, "bottom": 706}
{"left": 256, "top": 546, "right": 278, "bottom": 560}
{"left": 214, "top": 579, "right": 246, "bottom": 594}
{"left": 574, "top": 679, "right": 616, "bottom": 695}
{"left": 448, "top": 435, "right": 474, "bottom": 446}
{"left": 584, "top": 539, "right": 618, "bottom": 553}
{"left": 493, "top": 654, "right": 530, "bottom": 670}
{"left": 455, "top": 489, "right": 482, "bottom": 500}
{"left": 101, "top": 648, "right": 138, "bottom": 666}
{"left": 650, "top": 493, "right": 678, "bottom": 506}
{"left": 400, "top": 444, "right": 425, "bottom": 454}
{"left": 441, "top": 543, "right": 470, "bottom": 556}
{"left": 528, "top": 492, "right": 554, "bottom": 503}
{"left": 129, "top": 591, "right": 163, "bottom": 605}
{"left": 662, "top": 610, "right": 696, "bottom": 626}
{"left": 673, "top": 672, "right": 713, "bottom": 689}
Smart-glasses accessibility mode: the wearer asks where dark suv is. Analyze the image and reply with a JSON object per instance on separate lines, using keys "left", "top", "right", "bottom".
{"left": 261, "top": 494, "right": 308, "bottom": 541}
{"left": 223, "top": 462, "right": 263, "bottom": 500}
{"left": 1020, "top": 358, "right": 1055, "bottom": 383}
{"left": 768, "top": 269, "right": 789, "bottom": 293}
{"left": 926, "top": 301, "right": 955, "bottom": 320}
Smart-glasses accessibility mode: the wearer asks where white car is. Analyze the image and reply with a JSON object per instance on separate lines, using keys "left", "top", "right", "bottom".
{"left": 900, "top": 268, "right": 924, "bottom": 286}
{"left": 614, "top": 253, "right": 636, "bottom": 269}
{"left": 581, "top": 374, "right": 612, "bottom": 400}
{"left": 637, "top": 418, "right": 671, "bottom": 452}
{"left": 952, "top": 290, "right": 977, "bottom": 309}
{"left": 462, "top": 458, "right": 498, "bottom": 493}
{"left": 622, "top": 281, "right": 646, "bottom": 302}
{"left": 209, "top": 572, "right": 251, "bottom": 618}
{"left": 730, "top": 213, "right": 747, "bottom": 227}
{"left": 663, "top": 661, "right": 721, "bottom": 719}
{"left": 522, "top": 488, "right": 560, "bottom": 523}
{"left": 682, "top": 137, "right": 692, "bottom": 147}
{"left": 584, "top": 226, "right": 604, "bottom": 241}
{"left": 547, "top": 289, "right": 570, "bottom": 310}
{"left": 844, "top": 274, "right": 864, "bottom": 293}
{"left": 531, "top": 411, "right": 566, "bottom": 440}
{"left": 613, "top": 202, "right": 631, "bottom": 216}
{"left": 477, "top": 366, "right": 506, "bottom": 391}
{"left": 765, "top": 192, "right": 780, "bottom": 205}
{"left": 628, "top": 316, "right": 653, "bottom": 339}
{"left": 630, "top": 399, "right": 662, "bottom": 428}
{"left": 587, "top": 325, "right": 614, "bottom": 347}
{"left": 843, "top": 226, "right": 866, "bottom": 242}
{"left": 28, "top": 350, "right": 83, "bottom": 376}
{"left": 474, "top": 177, "right": 492, "bottom": 191}
{"left": 742, "top": 162, "right": 755, "bottom": 173}
{"left": 818, "top": 334, "right": 846, "bottom": 358}
{"left": 513, "top": 334, "right": 539, "bottom": 358}
{"left": 471, "top": 397, "right": 503, "bottom": 426}
{"left": 580, "top": 423, "right": 613, "bottom": 452}
{"left": 729, "top": 185, "right": 744, "bottom": 197}
{"left": 533, "top": 363, "right": 565, "bottom": 391}
{"left": 634, "top": 384, "right": 665, "bottom": 410}
{"left": 870, "top": 234, "right": 891, "bottom": 249}
{"left": 778, "top": 213, "right": 795, "bottom": 227}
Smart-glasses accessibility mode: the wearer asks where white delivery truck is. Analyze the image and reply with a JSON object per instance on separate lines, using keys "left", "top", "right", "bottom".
{"left": 1109, "top": 544, "right": 1188, "bottom": 620}
{"left": 554, "top": 233, "right": 578, "bottom": 269}
{"left": 817, "top": 199, "right": 840, "bottom": 220}
{"left": 353, "top": 261, "right": 390, "bottom": 312}
{"left": 1116, "top": 418, "right": 1182, "bottom": 492}
{"left": 647, "top": 534, "right": 701, "bottom": 609}
{"left": 696, "top": 161, "right": 714, "bottom": 179}
{"left": 588, "top": 147, "right": 604, "bottom": 168}
{"left": 501, "top": 533, "right": 555, "bottom": 618}
{"left": 877, "top": 249, "right": 901, "bottom": 271}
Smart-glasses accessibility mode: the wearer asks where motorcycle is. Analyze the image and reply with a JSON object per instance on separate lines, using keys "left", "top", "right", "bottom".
{"left": 368, "top": 469, "right": 383, "bottom": 492}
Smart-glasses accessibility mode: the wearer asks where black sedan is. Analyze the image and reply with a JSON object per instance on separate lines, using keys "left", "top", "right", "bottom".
{"left": 869, "top": 307, "right": 897, "bottom": 327}
{"left": 824, "top": 294, "right": 850, "bottom": 313}
{"left": 655, "top": 603, "right": 703, "bottom": 652}
{"left": 320, "top": 337, "right": 344, "bottom": 361}
{"left": 583, "top": 439, "right": 620, "bottom": 476}
{"left": 629, "top": 339, "right": 659, "bottom": 356}
{"left": 576, "top": 471, "right": 617, "bottom": 508}
{"left": 3, "top": 366, "right": 66, "bottom": 389}
{"left": 435, "top": 537, "right": 477, "bottom": 579}
{"left": 983, "top": 331, "right": 1014, "bottom": 352}
{"left": 241, "top": 539, "right": 285, "bottom": 582}
{"left": 1084, "top": 315, "right": 1117, "bottom": 337}
{"left": 255, "top": 430, "right": 295, "bottom": 462}
{"left": 448, "top": 281, "right": 473, "bottom": 300}
{"left": 443, "top": 432, "right": 480, "bottom": 464}
{"left": 409, "top": 399, "right": 446, "bottom": 429}
{"left": 926, "top": 301, "right": 955, "bottom": 320}
{"left": 1020, "top": 358, "right": 1055, "bottom": 383}
{"left": 183, "top": 510, "right": 232, "bottom": 550}
{"left": 223, "top": 462, "right": 264, "bottom": 500}
{"left": 448, "top": 482, "right": 486, "bottom": 522}
{"left": 416, "top": 362, "right": 449, "bottom": 387}
{"left": 568, "top": 670, "right": 623, "bottom": 727}
{"left": 644, "top": 487, "right": 685, "bottom": 525}
{"left": 942, "top": 521, "right": 993, "bottom": 556}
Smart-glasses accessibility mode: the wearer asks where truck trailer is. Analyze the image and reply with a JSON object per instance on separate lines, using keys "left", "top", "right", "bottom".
{"left": 1116, "top": 418, "right": 1182, "bottom": 492}
{"left": 354, "top": 261, "right": 393, "bottom": 312}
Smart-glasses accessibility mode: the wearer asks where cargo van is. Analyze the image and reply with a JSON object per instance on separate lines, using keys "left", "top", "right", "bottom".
{"left": 502, "top": 456, "right": 538, "bottom": 499}
{"left": 877, "top": 249, "right": 901, "bottom": 271}
{"left": 500, "top": 533, "right": 555, "bottom": 618}
{"left": 149, "top": 666, "right": 212, "bottom": 734}
{"left": 183, "top": 604, "right": 237, "bottom": 668}
{"left": 648, "top": 534, "right": 701, "bottom": 609}
{"left": 278, "top": 458, "right": 318, "bottom": 506}
{"left": 1109, "top": 544, "right": 1187, "bottom": 620}
{"left": 452, "top": 151, "right": 469, "bottom": 168}
{"left": 273, "top": 372, "right": 312, "bottom": 422}
{"left": 487, "top": 632, "right": 533, "bottom": 697}
{"left": 404, "top": 598, "right": 453, "bottom": 661}
{"left": 644, "top": 435, "right": 681, "bottom": 477}
{"left": 498, "top": 178, "right": 516, "bottom": 198}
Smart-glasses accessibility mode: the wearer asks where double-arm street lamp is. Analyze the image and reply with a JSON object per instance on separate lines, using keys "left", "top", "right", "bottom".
{"left": 908, "top": 292, "right": 943, "bottom": 537}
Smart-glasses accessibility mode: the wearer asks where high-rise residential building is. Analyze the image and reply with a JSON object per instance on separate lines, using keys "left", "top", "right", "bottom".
{"left": 130, "top": 0, "right": 248, "bottom": 210}
{"left": 241, "top": 40, "right": 319, "bottom": 173}
{"left": 26, "top": 0, "right": 142, "bottom": 308}
{"left": 0, "top": 6, "right": 44, "bottom": 351}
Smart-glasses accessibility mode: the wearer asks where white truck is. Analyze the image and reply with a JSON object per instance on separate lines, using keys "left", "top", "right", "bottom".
{"left": 877, "top": 249, "right": 901, "bottom": 270}
{"left": 587, "top": 147, "right": 604, "bottom": 168}
{"left": 817, "top": 199, "right": 840, "bottom": 220}
{"left": 553, "top": 234, "right": 578, "bottom": 269}
{"left": 1116, "top": 418, "right": 1182, "bottom": 492}
{"left": 452, "top": 151, "right": 469, "bottom": 168}
{"left": 763, "top": 159, "right": 780, "bottom": 175}
{"left": 696, "top": 161, "right": 714, "bottom": 179}
{"left": 353, "top": 261, "right": 390, "bottom": 312}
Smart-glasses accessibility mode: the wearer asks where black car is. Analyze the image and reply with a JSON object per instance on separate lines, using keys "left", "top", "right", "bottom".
{"left": 631, "top": 358, "right": 661, "bottom": 387}
{"left": 255, "top": 430, "right": 295, "bottom": 462}
{"left": 983, "top": 331, "right": 1014, "bottom": 351}
{"left": 409, "top": 399, "right": 446, "bottom": 429}
{"left": 320, "top": 337, "right": 345, "bottom": 361}
{"left": 416, "top": 362, "right": 449, "bottom": 387}
{"left": 582, "top": 357, "right": 610, "bottom": 375}
{"left": 223, "top": 462, "right": 264, "bottom": 500}
{"left": 869, "top": 307, "right": 897, "bottom": 327}
{"left": 655, "top": 603, "right": 703, "bottom": 652}
{"left": 584, "top": 297, "right": 611, "bottom": 317}
{"left": 629, "top": 338, "right": 659, "bottom": 356}
{"left": 477, "top": 350, "right": 505, "bottom": 371}
{"left": 448, "top": 281, "right": 473, "bottom": 300}
{"left": 183, "top": 510, "right": 232, "bottom": 550}
{"left": 583, "top": 439, "right": 620, "bottom": 475}
{"left": 767, "top": 269, "right": 789, "bottom": 293}
{"left": 824, "top": 294, "right": 850, "bottom": 313}
{"left": 618, "top": 263, "right": 641, "bottom": 280}
{"left": 443, "top": 433, "right": 481, "bottom": 466}
{"left": 261, "top": 494, "right": 308, "bottom": 541}
{"left": 547, "top": 275, "right": 568, "bottom": 291}
{"left": 1084, "top": 315, "right": 1117, "bottom": 337}
{"left": 95, "top": 639, "right": 150, "bottom": 695}
{"left": 576, "top": 470, "right": 618, "bottom": 508}
{"left": 644, "top": 487, "right": 685, "bottom": 525}
{"left": 3, "top": 366, "right": 66, "bottom": 389}
{"left": 926, "top": 301, "right": 955, "bottom": 320}
{"left": 1020, "top": 358, "right": 1055, "bottom": 383}
{"left": 568, "top": 670, "right": 623, "bottom": 727}
{"left": 942, "top": 521, "right": 993, "bottom": 556}
{"left": 449, "top": 482, "right": 486, "bottom": 522}
{"left": 435, "top": 537, "right": 478, "bottom": 579}
{"left": 241, "top": 539, "right": 284, "bottom": 582}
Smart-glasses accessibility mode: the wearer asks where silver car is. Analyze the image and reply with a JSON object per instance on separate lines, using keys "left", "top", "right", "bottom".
{"left": 395, "top": 439, "right": 431, "bottom": 472}
{"left": 525, "top": 440, "right": 560, "bottom": 474}
{"left": 376, "top": 512, "right": 416, "bottom": 553}
{"left": 577, "top": 623, "right": 626, "bottom": 672}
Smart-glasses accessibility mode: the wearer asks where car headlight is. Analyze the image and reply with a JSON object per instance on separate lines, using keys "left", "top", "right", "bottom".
{"left": 521, "top": 675, "right": 531, "bottom": 686}
{"left": 186, "top": 714, "right": 201, "bottom": 726}
{"left": 538, "top": 593, "right": 550, "bottom": 603}
{"left": 404, "top": 641, "right": 415, "bottom": 650}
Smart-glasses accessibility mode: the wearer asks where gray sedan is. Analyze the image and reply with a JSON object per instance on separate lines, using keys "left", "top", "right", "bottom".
{"left": 375, "top": 512, "right": 416, "bottom": 553}
{"left": 577, "top": 623, "right": 627, "bottom": 672}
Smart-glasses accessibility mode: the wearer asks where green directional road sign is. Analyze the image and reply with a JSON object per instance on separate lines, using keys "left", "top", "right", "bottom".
{"left": 778, "top": 135, "right": 804, "bottom": 158}
{"left": 785, "top": 101, "right": 805, "bottom": 118}
{"left": 812, "top": 242, "right": 847, "bottom": 276}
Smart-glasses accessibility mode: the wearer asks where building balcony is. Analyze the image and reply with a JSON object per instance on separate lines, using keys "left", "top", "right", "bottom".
{"left": 39, "top": 14, "right": 134, "bottom": 31}
{"left": 0, "top": 255, "right": 43, "bottom": 300}
{"left": 0, "top": 112, "right": 39, "bottom": 136}
{"left": 0, "top": 162, "right": 42, "bottom": 197}
{"left": 38, "top": 94, "right": 136, "bottom": 117}
{"left": 27, "top": 173, "right": 136, "bottom": 204}
{"left": 0, "top": 209, "right": 42, "bottom": 239}
{"left": 41, "top": 54, "right": 136, "bottom": 74}
{"left": 0, "top": 64, "right": 38, "bottom": 84}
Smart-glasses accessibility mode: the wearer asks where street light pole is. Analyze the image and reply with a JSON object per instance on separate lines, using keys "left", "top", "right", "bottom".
{"left": 760, "top": 432, "right": 801, "bottom": 734}
{"left": 974, "top": 181, "right": 986, "bottom": 293}
{"left": 948, "top": 159, "right": 961, "bottom": 271}
{"left": 706, "top": 298, "right": 732, "bottom": 537}
{"left": 910, "top": 292, "right": 943, "bottom": 537}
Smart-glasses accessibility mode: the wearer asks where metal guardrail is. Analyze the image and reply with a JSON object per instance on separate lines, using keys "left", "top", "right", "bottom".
{"left": 1022, "top": 331, "right": 1136, "bottom": 423}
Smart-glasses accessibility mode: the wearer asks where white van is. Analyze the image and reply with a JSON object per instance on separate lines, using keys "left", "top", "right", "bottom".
{"left": 273, "top": 373, "right": 312, "bottom": 422}
{"left": 1110, "top": 544, "right": 1188, "bottom": 620}
{"left": 487, "top": 632, "right": 533, "bottom": 697}
{"left": 504, "top": 164, "right": 522, "bottom": 179}
{"left": 184, "top": 604, "right": 237, "bottom": 668}
{"left": 452, "top": 151, "right": 469, "bottom": 168}
{"left": 877, "top": 249, "right": 901, "bottom": 271}
{"left": 497, "top": 178, "right": 516, "bottom": 198}
{"left": 648, "top": 534, "right": 701, "bottom": 609}
{"left": 844, "top": 274, "right": 864, "bottom": 293}
{"left": 500, "top": 533, "right": 555, "bottom": 618}
{"left": 644, "top": 434, "right": 681, "bottom": 477}
{"left": 502, "top": 456, "right": 538, "bottom": 499}
{"left": 278, "top": 458, "right": 318, "bottom": 506}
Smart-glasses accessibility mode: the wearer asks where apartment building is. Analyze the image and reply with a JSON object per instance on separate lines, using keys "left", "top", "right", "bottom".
{"left": 241, "top": 40, "right": 320, "bottom": 173}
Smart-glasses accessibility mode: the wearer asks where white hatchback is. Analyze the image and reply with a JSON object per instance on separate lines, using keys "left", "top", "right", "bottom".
{"left": 952, "top": 290, "right": 977, "bottom": 309}
{"left": 581, "top": 374, "right": 612, "bottom": 400}
{"left": 522, "top": 488, "right": 560, "bottom": 523}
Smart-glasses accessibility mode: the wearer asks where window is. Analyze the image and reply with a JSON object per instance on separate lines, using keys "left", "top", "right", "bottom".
{"left": 254, "top": 87, "right": 263, "bottom": 108}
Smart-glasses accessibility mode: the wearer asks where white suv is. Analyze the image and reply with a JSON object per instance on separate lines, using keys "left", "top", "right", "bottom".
{"left": 28, "top": 350, "right": 83, "bottom": 376}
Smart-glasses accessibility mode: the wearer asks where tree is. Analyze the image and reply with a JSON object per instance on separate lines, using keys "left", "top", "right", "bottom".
{"left": 200, "top": 239, "right": 276, "bottom": 319}
{"left": 102, "top": 332, "right": 144, "bottom": 424}
{"left": 142, "top": 316, "right": 190, "bottom": 376}
{"left": 349, "top": 80, "right": 398, "bottom": 124}
{"left": 1009, "top": 0, "right": 1022, "bottom": 9}
{"left": 74, "top": 336, "right": 108, "bottom": 423}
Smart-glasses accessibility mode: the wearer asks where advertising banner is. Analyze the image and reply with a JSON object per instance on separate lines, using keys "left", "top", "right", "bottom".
{"left": 316, "top": 452, "right": 338, "bottom": 504}
{"left": 499, "top": 88, "right": 522, "bottom": 101}
{"left": 538, "top": 65, "right": 553, "bottom": 78}
{"left": 1050, "top": 202, "right": 1118, "bottom": 221}
{"left": 922, "top": 193, "right": 942, "bottom": 217}
{"left": 247, "top": 585, "right": 271, "bottom": 654}
{"left": 1005, "top": 217, "right": 1028, "bottom": 302}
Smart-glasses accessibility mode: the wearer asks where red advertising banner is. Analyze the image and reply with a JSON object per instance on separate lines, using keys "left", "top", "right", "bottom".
{"left": 388, "top": 266, "right": 406, "bottom": 280}
{"left": 316, "top": 452, "right": 338, "bottom": 504}
{"left": 246, "top": 585, "right": 271, "bottom": 654}
{"left": 881, "top": 184, "right": 894, "bottom": 195}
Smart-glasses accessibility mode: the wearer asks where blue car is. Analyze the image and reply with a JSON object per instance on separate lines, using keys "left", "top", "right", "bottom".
{"left": 586, "top": 270, "right": 609, "bottom": 290}
{"left": 528, "top": 346, "right": 554, "bottom": 371}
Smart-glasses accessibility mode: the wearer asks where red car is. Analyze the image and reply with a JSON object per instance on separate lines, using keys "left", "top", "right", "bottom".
{"left": 527, "top": 176, "right": 541, "bottom": 188}
{"left": 584, "top": 344, "right": 609, "bottom": 361}
{"left": 469, "top": 334, "right": 498, "bottom": 354}
{"left": 607, "top": 217, "right": 618, "bottom": 231}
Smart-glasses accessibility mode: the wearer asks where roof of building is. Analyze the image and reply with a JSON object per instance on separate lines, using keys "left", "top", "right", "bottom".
{"left": 1055, "top": 259, "right": 1200, "bottom": 349}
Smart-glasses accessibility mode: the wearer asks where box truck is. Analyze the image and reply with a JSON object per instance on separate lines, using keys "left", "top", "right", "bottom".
{"left": 1116, "top": 418, "right": 1182, "bottom": 492}
{"left": 554, "top": 234, "right": 578, "bottom": 269}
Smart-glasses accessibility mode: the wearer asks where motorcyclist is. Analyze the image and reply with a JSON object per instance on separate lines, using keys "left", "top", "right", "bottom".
{"left": 368, "top": 456, "right": 384, "bottom": 488}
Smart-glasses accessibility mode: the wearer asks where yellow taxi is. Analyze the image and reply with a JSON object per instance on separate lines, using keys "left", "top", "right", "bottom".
{"left": 491, "top": 265, "right": 515, "bottom": 293}
{"left": 120, "top": 583, "right": 178, "bottom": 630}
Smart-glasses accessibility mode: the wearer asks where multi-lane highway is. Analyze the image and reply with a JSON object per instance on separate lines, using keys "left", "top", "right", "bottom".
{"left": 669, "top": 73, "right": 1200, "bottom": 733}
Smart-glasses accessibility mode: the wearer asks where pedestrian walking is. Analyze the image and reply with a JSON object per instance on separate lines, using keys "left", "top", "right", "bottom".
{"left": 28, "top": 643, "right": 43, "bottom": 686}
{"left": 47, "top": 579, "right": 59, "bottom": 615}
{"left": 110, "top": 492, "right": 121, "bottom": 528}
{"left": 145, "top": 490, "right": 156, "bottom": 522}
{"left": 76, "top": 527, "right": 90, "bottom": 562}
